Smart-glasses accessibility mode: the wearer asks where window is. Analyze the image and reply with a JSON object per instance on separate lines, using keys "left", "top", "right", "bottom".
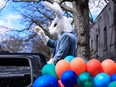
{"left": 104, "top": 27, "right": 107, "bottom": 50}
{"left": 114, "top": 26, "right": 116, "bottom": 41}
{"left": 91, "top": 40, "right": 93, "bottom": 50}
{"left": 96, "top": 35, "right": 98, "bottom": 50}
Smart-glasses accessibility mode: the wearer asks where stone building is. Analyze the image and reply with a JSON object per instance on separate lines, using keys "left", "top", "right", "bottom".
{"left": 90, "top": 0, "right": 116, "bottom": 61}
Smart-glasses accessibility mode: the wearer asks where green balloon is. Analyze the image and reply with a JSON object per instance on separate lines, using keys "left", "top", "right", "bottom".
{"left": 108, "top": 81, "right": 116, "bottom": 87}
{"left": 78, "top": 72, "right": 94, "bottom": 87}
{"left": 42, "top": 64, "right": 58, "bottom": 78}
{"left": 84, "top": 60, "right": 88, "bottom": 64}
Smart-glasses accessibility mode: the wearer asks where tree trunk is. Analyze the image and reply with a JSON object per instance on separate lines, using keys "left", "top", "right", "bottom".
{"left": 72, "top": 0, "right": 90, "bottom": 60}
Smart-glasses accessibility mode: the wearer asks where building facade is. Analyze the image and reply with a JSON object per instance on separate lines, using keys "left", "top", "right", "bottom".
{"left": 90, "top": 0, "right": 116, "bottom": 61}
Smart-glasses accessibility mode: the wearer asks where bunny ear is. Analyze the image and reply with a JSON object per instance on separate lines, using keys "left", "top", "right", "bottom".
{"left": 44, "top": 1, "right": 63, "bottom": 18}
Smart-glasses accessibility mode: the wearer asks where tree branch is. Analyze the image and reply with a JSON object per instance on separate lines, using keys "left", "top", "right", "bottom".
{"left": 61, "top": 3, "right": 73, "bottom": 12}
{"left": 0, "top": 0, "right": 9, "bottom": 12}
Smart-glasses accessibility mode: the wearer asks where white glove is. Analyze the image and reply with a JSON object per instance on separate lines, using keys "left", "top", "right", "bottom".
{"left": 47, "top": 58, "right": 55, "bottom": 64}
{"left": 34, "top": 26, "right": 49, "bottom": 45}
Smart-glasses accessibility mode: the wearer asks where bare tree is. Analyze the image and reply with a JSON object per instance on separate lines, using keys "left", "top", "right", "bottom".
{"left": 6, "top": 1, "right": 55, "bottom": 59}
{"left": 0, "top": 0, "right": 9, "bottom": 12}
{"left": 1, "top": 36, "right": 25, "bottom": 52}
{"left": 0, "top": 0, "right": 109, "bottom": 59}
{"left": 45, "top": 0, "right": 109, "bottom": 60}
{"left": 30, "top": 38, "right": 51, "bottom": 59}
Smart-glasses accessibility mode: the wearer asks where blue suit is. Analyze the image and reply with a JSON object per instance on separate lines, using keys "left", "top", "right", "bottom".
{"left": 47, "top": 32, "right": 77, "bottom": 64}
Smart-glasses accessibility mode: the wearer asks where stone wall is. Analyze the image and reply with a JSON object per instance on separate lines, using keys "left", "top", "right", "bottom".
{"left": 90, "top": 0, "right": 116, "bottom": 61}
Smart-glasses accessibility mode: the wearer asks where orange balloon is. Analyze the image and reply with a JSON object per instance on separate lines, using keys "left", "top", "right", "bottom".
{"left": 87, "top": 59, "right": 102, "bottom": 76}
{"left": 58, "top": 80, "right": 64, "bottom": 87}
{"left": 70, "top": 57, "right": 86, "bottom": 75}
{"left": 101, "top": 59, "right": 116, "bottom": 76}
{"left": 55, "top": 60, "right": 70, "bottom": 79}
{"left": 115, "top": 63, "right": 116, "bottom": 71}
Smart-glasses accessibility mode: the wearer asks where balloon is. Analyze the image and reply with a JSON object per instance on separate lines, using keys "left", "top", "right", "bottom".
{"left": 61, "top": 70, "right": 77, "bottom": 87}
{"left": 84, "top": 60, "right": 88, "bottom": 64}
{"left": 108, "top": 81, "right": 116, "bottom": 87}
{"left": 102, "top": 59, "right": 116, "bottom": 76}
{"left": 56, "top": 60, "right": 70, "bottom": 79}
{"left": 33, "top": 75, "right": 59, "bottom": 87}
{"left": 58, "top": 80, "right": 64, "bottom": 87}
{"left": 64, "top": 55, "right": 74, "bottom": 62}
{"left": 42, "top": 64, "right": 57, "bottom": 78}
{"left": 115, "top": 63, "right": 116, "bottom": 73}
{"left": 94, "top": 73, "right": 111, "bottom": 87}
{"left": 78, "top": 72, "right": 94, "bottom": 87}
{"left": 111, "top": 73, "right": 116, "bottom": 81}
{"left": 58, "top": 80, "right": 78, "bottom": 87}
{"left": 70, "top": 57, "right": 86, "bottom": 75}
{"left": 75, "top": 84, "right": 78, "bottom": 87}
{"left": 87, "top": 59, "right": 102, "bottom": 76}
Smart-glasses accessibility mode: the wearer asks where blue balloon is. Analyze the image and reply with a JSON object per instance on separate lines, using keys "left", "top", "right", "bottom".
{"left": 94, "top": 73, "right": 111, "bottom": 87}
{"left": 61, "top": 70, "right": 77, "bottom": 87}
{"left": 64, "top": 56, "right": 74, "bottom": 62}
{"left": 111, "top": 73, "right": 116, "bottom": 81}
{"left": 33, "top": 75, "right": 59, "bottom": 87}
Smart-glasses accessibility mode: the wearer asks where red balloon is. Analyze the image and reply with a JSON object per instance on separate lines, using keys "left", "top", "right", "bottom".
{"left": 115, "top": 63, "right": 116, "bottom": 71}
{"left": 87, "top": 59, "right": 102, "bottom": 76}
{"left": 58, "top": 80, "right": 78, "bottom": 87}
{"left": 102, "top": 59, "right": 116, "bottom": 76}
{"left": 75, "top": 84, "right": 78, "bottom": 87}
{"left": 58, "top": 80, "right": 64, "bottom": 87}
{"left": 70, "top": 57, "right": 86, "bottom": 75}
{"left": 56, "top": 60, "right": 70, "bottom": 79}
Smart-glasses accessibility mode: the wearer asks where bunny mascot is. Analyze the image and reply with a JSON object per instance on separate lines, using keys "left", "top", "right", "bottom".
{"left": 35, "top": 1, "right": 77, "bottom": 64}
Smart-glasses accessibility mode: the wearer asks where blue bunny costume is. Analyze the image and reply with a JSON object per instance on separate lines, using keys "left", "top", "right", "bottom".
{"left": 47, "top": 32, "right": 77, "bottom": 64}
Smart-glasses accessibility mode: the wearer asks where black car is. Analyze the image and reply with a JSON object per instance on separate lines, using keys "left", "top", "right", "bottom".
{"left": 0, "top": 53, "right": 47, "bottom": 87}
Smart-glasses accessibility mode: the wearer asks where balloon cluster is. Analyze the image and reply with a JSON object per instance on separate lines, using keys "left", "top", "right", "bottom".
{"left": 33, "top": 56, "right": 116, "bottom": 87}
